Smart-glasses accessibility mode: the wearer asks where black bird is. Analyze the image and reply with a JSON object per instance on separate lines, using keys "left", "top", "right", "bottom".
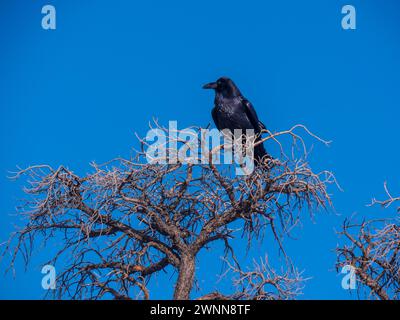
{"left": 203, "top": 77, "right": 269, "bottom": 163}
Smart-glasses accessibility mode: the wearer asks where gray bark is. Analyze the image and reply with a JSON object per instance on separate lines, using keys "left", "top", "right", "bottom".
{"left": 173, "top": 254, "right": 195, "bottom": 300}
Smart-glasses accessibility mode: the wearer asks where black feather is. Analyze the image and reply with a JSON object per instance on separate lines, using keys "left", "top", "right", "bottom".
{"left": 204, "top": 77, "right": 270, "bottom": 164}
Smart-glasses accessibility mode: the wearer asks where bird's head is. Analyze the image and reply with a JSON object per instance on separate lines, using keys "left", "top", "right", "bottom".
{"left": 202, "top": 77, "right": 241, "bottom": 98}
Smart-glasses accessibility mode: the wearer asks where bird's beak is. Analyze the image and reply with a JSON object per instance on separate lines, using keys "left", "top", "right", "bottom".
{"left": 202, "top": 82, "right": 218, "bottom": 89}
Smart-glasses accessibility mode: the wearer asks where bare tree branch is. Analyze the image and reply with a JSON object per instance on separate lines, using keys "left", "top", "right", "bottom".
{"left": 198, "top": 256, "right": 306, "bottom": 300}
{"left": 2, "top": 122, "right": 334, "bottom": 300}
{"left": 336, "top": 184, "right": 400, "bottom": 300}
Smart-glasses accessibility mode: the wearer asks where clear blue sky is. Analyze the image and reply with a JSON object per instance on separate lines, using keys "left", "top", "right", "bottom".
{"left": 1, "top": 0, "right": 400, "bottom": 299}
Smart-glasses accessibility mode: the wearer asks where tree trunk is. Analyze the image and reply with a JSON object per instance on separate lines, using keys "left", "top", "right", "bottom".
{"left": 173, "top": 254, "right": 195, "bottom": 300}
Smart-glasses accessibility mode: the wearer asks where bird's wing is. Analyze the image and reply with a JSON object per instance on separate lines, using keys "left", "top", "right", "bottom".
{"left": 211, "top": 106, "right": 221, "bottom": 130}
{"left": 242, "top": 98, "right": 266, "bottom": 133}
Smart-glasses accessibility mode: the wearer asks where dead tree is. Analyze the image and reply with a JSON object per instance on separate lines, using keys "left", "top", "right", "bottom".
{"left": 3, "top": 122, "right": 334, "bottom": 300}
{"left": 336, "top": 183, "right": 400, "bottom": 300}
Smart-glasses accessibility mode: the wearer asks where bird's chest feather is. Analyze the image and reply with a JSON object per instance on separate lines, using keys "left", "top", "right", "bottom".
{"left": 214, "top": 100, "right": 252, "bottom": 130}
{"left": 216, "top": 98, "right": 243, "bottom": 117}
{"left": 217, "top": 104, "right": 237, "bottom": 117}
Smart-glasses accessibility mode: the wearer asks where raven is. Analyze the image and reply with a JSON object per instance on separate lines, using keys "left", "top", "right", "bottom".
{"left": 203, "top": 77, "right": 269, "bottom": 163}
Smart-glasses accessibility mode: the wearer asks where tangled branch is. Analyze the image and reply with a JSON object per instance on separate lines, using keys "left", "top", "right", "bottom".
{"left": 336, "top": 184, "right": 400, "bottom": 300}
{"left": 198, "top": 256, "right": 306, "bottom": 300}
{"left": 2, "top": 122, "right": 334, "bottom": 299}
